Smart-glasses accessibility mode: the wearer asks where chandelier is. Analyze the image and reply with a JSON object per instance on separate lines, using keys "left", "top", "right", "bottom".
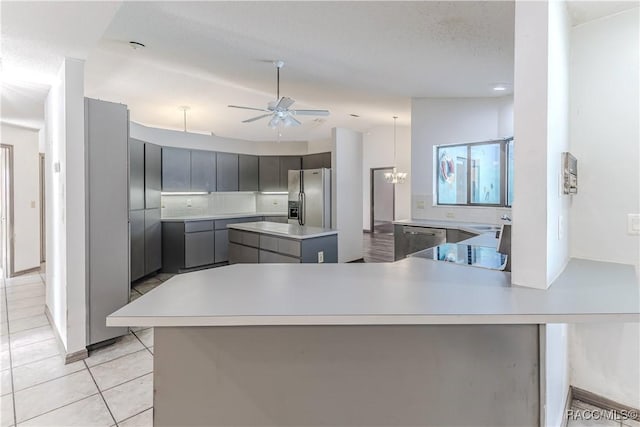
{"left": 384, "top": 116, "right": 407, "bottom": 184}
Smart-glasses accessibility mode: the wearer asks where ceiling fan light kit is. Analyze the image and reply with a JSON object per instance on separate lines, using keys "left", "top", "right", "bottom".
{"left": 228, "top": 60, "right": 329, "bottom": 130}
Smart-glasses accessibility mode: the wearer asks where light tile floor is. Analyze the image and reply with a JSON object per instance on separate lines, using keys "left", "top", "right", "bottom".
{"left": 1, "top": 270, "right": 167, "bottom": 427}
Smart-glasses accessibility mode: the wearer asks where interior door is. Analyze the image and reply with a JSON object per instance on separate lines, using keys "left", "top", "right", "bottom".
{"left": 371, "top": 168, "right": 394, "bottom": 234}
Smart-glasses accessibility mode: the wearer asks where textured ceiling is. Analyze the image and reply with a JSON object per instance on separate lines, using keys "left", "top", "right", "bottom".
{"left": 3, "top": 1, "right": 633, "bottom": 138}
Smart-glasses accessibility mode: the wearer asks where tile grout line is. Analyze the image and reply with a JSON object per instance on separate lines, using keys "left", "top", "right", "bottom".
{"left": 84, "top": 359, "right": 119, "bottom": 427}
{"left": 116, "top": 407, "right": 153, "bottom": 426}
{"left": 15, "top": 391, "right": 101, "bottom": 425}
{"left": 99, "top": 371, "right": 153, "bottom": 394}
{"left": 131, "top": 329, "right": 153, "bottom": 355}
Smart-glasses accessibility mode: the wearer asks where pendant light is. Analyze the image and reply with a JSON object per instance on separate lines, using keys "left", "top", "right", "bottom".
{"left": 384, "top": 116, "right": 407, "bottom": 184}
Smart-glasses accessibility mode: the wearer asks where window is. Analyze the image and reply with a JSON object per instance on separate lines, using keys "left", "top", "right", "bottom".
{"left": 436, "top": 138, "right": 513, "bottom": 207}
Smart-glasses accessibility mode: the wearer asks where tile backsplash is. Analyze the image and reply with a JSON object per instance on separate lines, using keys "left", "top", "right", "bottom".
{"left": 161, "top": 192, "right": 288, "bottom": 217}
{"left": 162, "top": 192, "right": 257, "bottom": 217}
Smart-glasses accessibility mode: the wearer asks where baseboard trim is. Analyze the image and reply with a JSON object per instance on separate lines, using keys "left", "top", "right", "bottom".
{"left": 10, "top": 266, "right": 41, "bottom": 278}
{"left": 571, "top": 386, "right": 639, "bottom": 422}
{"left": 560, "top": 386, "right": 573, "bottom": 427}
{"left": 44, "top": 305, "right": 88, "bottom": 364}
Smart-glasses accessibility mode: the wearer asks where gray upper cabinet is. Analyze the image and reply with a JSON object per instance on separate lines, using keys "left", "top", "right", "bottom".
{"left": 303, "top": 152, "right": 331, "bottom": 170}
{"left": 216, "top": 152, "right": 239, "bottom": 191}
{"left": 259, "top": 156, "right": 280, "bottom": 192}
{"left": 239, "top": 154, "right": 259, "bottom": 191}
{"left": 162, "top": 147, "right": 191, "bottom": 192}
{"left": 145, "top": 143, "right": 162, "bottom": 208}
{"left": 129, "top": 139, "right": 145, "bottom": 211}
{"left": 191, "top": 150, "right": 216, "bottom": 192}
{"left": 279, "top": 156, "right": 301, "bottom": 189}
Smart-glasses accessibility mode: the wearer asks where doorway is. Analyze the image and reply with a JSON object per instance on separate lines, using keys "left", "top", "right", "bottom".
{"left": 370, "top": 167, "right": 395, "bottom": 234}
{"left": 1, "top": 144, "right": 14, "bottom": 278}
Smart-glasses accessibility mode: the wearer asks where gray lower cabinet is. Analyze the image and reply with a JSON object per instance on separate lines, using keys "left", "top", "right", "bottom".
{"left": 214, "top": 230, "right": 229, "bottom": 263}
{"left": 145, "top": 143, "right": 162, "bottom": 208}
{"left": 144, "top": 209, "right": 162, "bottom": 274}
{"left": 191, "top": 150, "right": 216, "bottom": 192}
{"left": 302, "top": 152, "right": 331, "bottom": 170}
{"left": 229, "top": 242, "right": 259, "bottom": 264}
{"left": 130, "top": 210, "right": 146, "bottom": 282}
{"left": 185, "top": 230, "right": 215, "bottom": 268}
{"left": 239, "top": 154, "right": 259, "bottom": 191}
{"left": 162, "top": 147, "right": 191, "bottom": 191}
{"left": 217, "top": 152, "right": 239, "bottom": 191}
{"left": 129, "top": 139, "right": 145, "bottom": 211}
{"left": 259, "top": 156, "right": 280, "bottom": 192}
{"left": 259, "top": 250, "right": 299, "bottom": 263}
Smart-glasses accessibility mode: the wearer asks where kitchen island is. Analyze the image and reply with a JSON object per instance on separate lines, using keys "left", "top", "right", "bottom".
{"left": 108, "top": 254, "right": 639, "bottom": 426}
{"left": 227, "top": 221, "right": 338, "bottom": 264}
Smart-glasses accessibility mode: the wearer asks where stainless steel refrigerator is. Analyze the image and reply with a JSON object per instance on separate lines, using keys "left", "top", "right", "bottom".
{"left": 288, "top": 168, "right": 331, "bottom": 227}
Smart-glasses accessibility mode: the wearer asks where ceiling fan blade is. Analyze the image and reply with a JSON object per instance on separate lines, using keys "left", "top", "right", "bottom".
{"left": 275, "top": 97, "right": 295, "bottom": 110}
{"left": 291, "top": 109, "right": 330, "bottom": 116}
{"left": 242, "top": 113, "right": 272, "bottom": 123}
{"left": 228, "top": 105, "right": 269, "bottom": 112}
{"left": 283, "top": 114, "right": 302, "bottom": 127}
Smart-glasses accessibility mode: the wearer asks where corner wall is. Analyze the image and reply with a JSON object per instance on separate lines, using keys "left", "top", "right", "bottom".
{"left": 568, "top": 7, "right": 640, "bottom": 408}
{"left": 44, "top": 58, "right": 87, "bottom": 354}
{"left": 332, "top": 128, "right": 363, "bottom": 262}
{"left": 0, "top": 124, "right": 41, "bottom": 273}
{"left": 410, "top": 97, "right": 513, "bottom": 224}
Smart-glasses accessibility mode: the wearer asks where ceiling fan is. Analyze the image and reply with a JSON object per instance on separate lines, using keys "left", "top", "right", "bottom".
{"left": 228, "top": 60, "right": 329, "bottom": 129}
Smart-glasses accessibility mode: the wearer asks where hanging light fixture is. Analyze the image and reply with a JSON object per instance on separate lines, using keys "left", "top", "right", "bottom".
{"left": 384, "top": 116, "right": 407, "bottom": 184}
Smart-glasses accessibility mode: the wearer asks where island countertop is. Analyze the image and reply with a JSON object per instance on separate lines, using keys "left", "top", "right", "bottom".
{"left": 108, "top": 257, "right": 639, "bottom": 327}
{"left": 227, "top": 221, "right": 338, "bottom": 240}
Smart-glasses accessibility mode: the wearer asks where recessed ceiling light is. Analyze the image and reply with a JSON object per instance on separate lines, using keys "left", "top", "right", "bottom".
{"left": 129, "top": 41, "right": 146, "bottom": 50}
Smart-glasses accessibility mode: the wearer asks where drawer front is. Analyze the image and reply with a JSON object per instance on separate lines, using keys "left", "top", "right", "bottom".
{"left": 228, "top": 229, "right": 260, "bottom": 247}
{"left": 215, "top": 217, "right": 261, "bottom": 230}
{"left": 185, "top": 220, "right": 214, "bottom": 233}
{"left": 278, "top": 238, "right": 301, "bottom": 257}
{"left": 259, "top": 235, "right": 279, "bottom": 252}
{"left": 259, "top": 250, "right": 300, "bottom": 264}
{"left": 229, "top": 242, "right": 259, "bottom": 264}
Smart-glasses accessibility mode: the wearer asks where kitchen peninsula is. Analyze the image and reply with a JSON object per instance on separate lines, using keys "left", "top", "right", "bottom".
{"left": 108, "top": 249, "right": 639, "bottom": 426}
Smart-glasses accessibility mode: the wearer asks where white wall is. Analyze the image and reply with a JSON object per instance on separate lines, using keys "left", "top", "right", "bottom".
{"left": 332, "top": 128, "right": 363, "bottom": 262}
{"left": 362, "top": 125, "right": 411, "bottom": 230}
{"left": 410, "top": 97, "right": 513, "bottom": 225}
{"left": 131, "top": 122, "right": 309, "bottom": 156}
{"left": 44, "top": 58, "right": 87, "bottom": 355}
{"left": 568, "top": 7, "right": 640, "bottom": 408}
{"left": 1, "top": 124, "right": 41, "bottom": 273}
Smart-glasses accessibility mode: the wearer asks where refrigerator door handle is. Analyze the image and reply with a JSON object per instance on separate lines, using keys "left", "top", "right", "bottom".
{"left": 299, "top": 192, "right": 305, "bottom": 226}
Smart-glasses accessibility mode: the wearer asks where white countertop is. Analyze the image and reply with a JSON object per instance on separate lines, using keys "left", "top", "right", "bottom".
{"left": 161, "top": 212, "right": 287, "bottom": 222}
{"left": 108, "top": 258, "right": 639, "bottom": 327}
{"left": 227, "top": 221, "right": 338, "bottom": 240}
{"left": 393, "top": 218, "right": 503, "bottom": 234}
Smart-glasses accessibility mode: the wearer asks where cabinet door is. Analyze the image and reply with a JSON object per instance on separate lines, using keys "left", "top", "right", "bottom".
{"left": 184, "top": 230, "right": 215, "bottom": 268}
{"left": 239, "top": 154, "right": 259, "bottom": 191}
{"left": 129, "top": 139, "right": 145, "bottom": 211}
{"left": 130, "top": 210, "right": 145, "bottom": 281}
{"left": 214, "top": 229, "right": 229, "bottom": 263}
{"left": 191, "top": 150, "right": 216, "bottom": 192}
{"left": 216, "top": 152, "right": 239, "bottom": 191}
{"left": 229, "top": 242, "right": 259, "bottom": 264}
{"left": 162, "top": 148, "right": 191, "bottom": 191}
{"left": 303, "top": 152, "right": 331, "bottom": 170}
{"left": 259, "top": 156, "right": 280, "bottom": 192}
{"left": 279, "top": 156, "right": 301, "bottom": 190}
{"left": 145, "top": 143, "right": 162, "bottom": 208}
{"left": 144, "top": 208, "right": 162, "bottom": 274}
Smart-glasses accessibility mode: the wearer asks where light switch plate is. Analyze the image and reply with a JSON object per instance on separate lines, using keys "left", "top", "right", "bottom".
{"left": 318, "top": 251, "right": 324, "bottom": 263}
{"left": 628, "top": 214, "right": 640, "bottom": 235}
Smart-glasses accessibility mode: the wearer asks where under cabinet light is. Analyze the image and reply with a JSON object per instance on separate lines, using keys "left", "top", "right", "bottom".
{"left": 260, "top": 191, "right": 288, "bottom": 195}
{"left": 161, "top": 192, "right": 208, "bottom": 196}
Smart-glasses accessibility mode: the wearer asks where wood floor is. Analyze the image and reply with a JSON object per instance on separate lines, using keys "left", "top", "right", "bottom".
{"left": 363, "top": 231, "right": 394, "bottom": 263}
